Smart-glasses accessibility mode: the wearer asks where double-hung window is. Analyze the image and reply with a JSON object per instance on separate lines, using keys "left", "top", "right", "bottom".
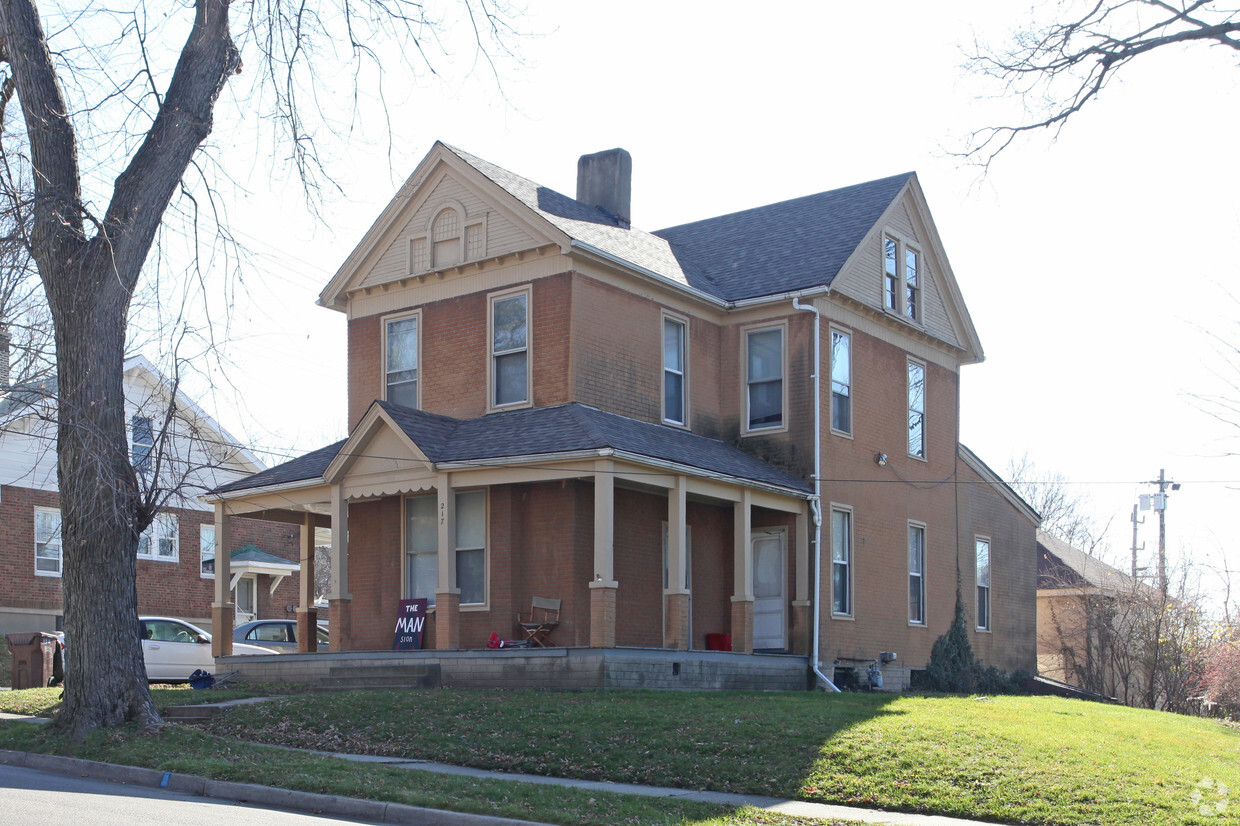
{"left": 904, "top": 248, "right": 920, "bottom": 322}
{"left": 663, "top": 315, "right": 687, "bottom": 426}
{"left": 908, "top": 523, "right": 925, "bottom": 624}
{"left": 883, "top": 234, "right": 922, "bottom": 322}
{"left": 34, "top": 507, "right": 62, "bottom": 576}
{"left": 200, "top": 524, "right": 216, "bottom": 577}
{"left": 405, "top": 490, "right": 488, "bottom": 607}
{"left": 830, "top": 329, "right": 851, "bottom": 435}
{"left": 137, "top": 513, "right": 178, "bottom": 562}
{"left": 385, "top": 314, "right": 419, "bottom": 408}
{"left": 491, "top": 291, "right": 529, "bottom": 408}
{"left": 976, "top": 538, "right": 991, "bottom": 631}
{"left": 884, "top": 237, "right": 900, "bottom": 312}
{"left": 746, "top": 327, "right": 783, "bottom": 430}
{"left": 831, "top": 508, "right": 852, "bottom": 615}
{"left": 131, "top": 415, "right": 153, "bottom": 474}
{"left": 405, "top": 495, "right": 438, "bottom": 606}
{"left": 907, "top": 360, "right": 926, "bottom": 459}
{"left": 455, "top": 491, "right": 487, "bottom": 606}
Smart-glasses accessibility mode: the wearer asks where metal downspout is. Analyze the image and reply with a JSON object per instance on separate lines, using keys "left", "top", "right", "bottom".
{"left": 792, "top": 296, "right": 840, "bottom": 692}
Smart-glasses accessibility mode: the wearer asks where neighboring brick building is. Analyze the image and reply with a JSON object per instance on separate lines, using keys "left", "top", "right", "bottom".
{"left": 210, "top": 143, "right": 1038, "bottom": 688}
{"left": 0, "top": 356, "right": 300, "bottom": 636}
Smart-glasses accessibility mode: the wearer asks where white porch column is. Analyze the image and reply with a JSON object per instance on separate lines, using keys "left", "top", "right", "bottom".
{"left": 664, "top": 475, "right": 690, "bottom": 649}
{"left": 590, "top": 459, "right": 618, "bottom": 647}
{"left": 297, "top": 511, "right": 318, "bottom": 653}
{"left": 731, "top": 489, "right": 754, "bottom": 653}
{"left": 435, "top": 472, "right": 460, "bottom": 649}
{"left": 211, "top": 502, "right": 234, "bottom": 658}
{"left": 328, "top": 484, "right": 352, "bottom": 651}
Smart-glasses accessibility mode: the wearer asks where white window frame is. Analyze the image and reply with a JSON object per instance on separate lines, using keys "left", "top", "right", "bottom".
{"left": 661, "top": 312, "right": 689, "bottom": 427}
{"left": 34, "top": 506, "right": 62, "bottom": 577}
{"left": 976, "top": 536, "right": 991, "bottom": 632}
{"left": 137, "top": 513, "right": 179, "bottom": 562}
{"left": 743, "top": 321, "right": 787, "bottom": 434}
{"left": 907, "top": 358, "right": 926, "bottom": 461}
{"left": 882, "top": 232, "right": 923, "bottom": 325}
{"left": 383, "top": 310, "right": 421, "bottom": 409}
{"left": 200, "top": 524, "right": 216, "bottom": 579}
{"left": 830, "top": 505, "right": 853, "bottom": 617}
{"left": 404, "top": 493, "right": 438, "bottom": 608}
{"left": 908, "top": 521, "right": 926, "bottom": 626}
{"left": 488, "top": 286, "right": 532, "bottom": 411}
{"left": 830, "top": 326, "right": 852, "bottom": 437}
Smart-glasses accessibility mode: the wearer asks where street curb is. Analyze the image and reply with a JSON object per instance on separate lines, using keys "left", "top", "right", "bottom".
{"left": 0, "top": 749, "right": 548, "bottom": 826}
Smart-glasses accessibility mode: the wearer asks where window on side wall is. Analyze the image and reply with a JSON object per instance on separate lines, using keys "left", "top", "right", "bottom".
{"left": 746, "top": 326, "right": 783, "bottom": 431}
{"left": 663, "top": 315, "right": 687, "bottom": 426}
{"left": 831, "top": 508, "right": 852, "bottom": 616}
{"left": 200, "top": 524, "right": 215, "bottom": 578}
{"left": 491, "top": 291, "right": 529, "bottom": 408}
{"left": 907, "top": 360, "right": 925, "bottom": 459}
{"left": 830, "top": 329, "right": 851, "bottom": 436}
{"left": 137, "top": 513, "right": 179, "bottom": 562}
{"left": 385, "top": 314, "right": 419, "bottom": 408}
{"left": 908, "top": 523, "right": 925, "bottom": 625}
{"left": 976, "top": 537, "right": 991, "bottom": 631}
{"left": 34, "top": 507, "right": 62, "bottom": 576}
{"left": 131, "top": 415, "right": 153, "bottom": 474}
{"left": 882, "top": 234, "right": 923, "bottom": 324}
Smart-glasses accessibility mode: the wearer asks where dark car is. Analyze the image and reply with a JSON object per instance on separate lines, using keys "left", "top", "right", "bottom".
{"left": 233, "top": 619, "right": 329, "bottom": 653}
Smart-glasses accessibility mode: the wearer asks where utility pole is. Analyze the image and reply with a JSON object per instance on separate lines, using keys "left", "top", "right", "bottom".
{"left": 1140, "top": 469, "right": 1179, "bottom": 597}
{"left": 1130, "top": 504, "right": 1144, "bottom": 581}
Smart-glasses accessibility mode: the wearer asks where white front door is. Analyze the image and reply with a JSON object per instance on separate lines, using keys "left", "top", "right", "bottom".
{"left": 235, "top": 575, "right": 257, "bottom": 625}
{"left": 752, "top": 530, "right": 786, "bottom": 650}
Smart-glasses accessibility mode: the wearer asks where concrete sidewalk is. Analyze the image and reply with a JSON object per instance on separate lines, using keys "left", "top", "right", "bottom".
{"left": 0, "top": 708, "right": 1002, "bottom": 826}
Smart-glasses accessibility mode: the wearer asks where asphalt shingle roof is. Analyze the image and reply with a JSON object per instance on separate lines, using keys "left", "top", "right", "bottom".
{"left": 216, "top": 403, "right": 811, "bottom": 497}
{"left": 1037, "top": 530, "right": 1136, "bottom": 592}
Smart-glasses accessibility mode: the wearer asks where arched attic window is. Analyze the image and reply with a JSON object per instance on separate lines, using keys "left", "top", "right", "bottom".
{"left": 407, "top": 201, "right": 488, "bottom": 276}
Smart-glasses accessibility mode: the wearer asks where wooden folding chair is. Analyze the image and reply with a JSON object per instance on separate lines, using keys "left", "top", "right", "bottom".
{"left": 516, "top": 597, "right": 561, "bottom": 647}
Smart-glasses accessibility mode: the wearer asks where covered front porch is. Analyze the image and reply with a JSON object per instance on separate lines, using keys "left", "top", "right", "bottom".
{"left": 207, "top": 402, "right": 815, "bottom": 663}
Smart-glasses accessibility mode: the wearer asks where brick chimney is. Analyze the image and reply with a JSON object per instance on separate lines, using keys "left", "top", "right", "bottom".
{"left": 576, "top": 148, "right": 632, "bottom": 227}
{"left": 0, "top": 327, "right": 9, "bottom": 388}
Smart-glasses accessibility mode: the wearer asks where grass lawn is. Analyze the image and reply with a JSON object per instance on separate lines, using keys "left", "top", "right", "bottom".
{"left": 2, "top": 686, "right": 1238, "bottom": 825}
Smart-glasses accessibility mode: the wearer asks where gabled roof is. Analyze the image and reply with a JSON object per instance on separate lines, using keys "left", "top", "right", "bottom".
{"left": 958, "top": 444, "right": 1041, "bottom": 526}
{"left": 215, "top": 402, "right": 813, "bottom": 498}
{"left": 1037, "top": 530, "right": 1136, "bottom": 592}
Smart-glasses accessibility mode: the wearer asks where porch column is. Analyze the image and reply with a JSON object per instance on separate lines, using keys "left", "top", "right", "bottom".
{"left": 297, "top": 511, "right": 318, "bottom": 653}
{"left": 435, "top": 473, "right": 460, "bottom": 650}
{"left": 790, "top": 509, "right": 811, "bottom": 655}
{"left": 730, "top": 490, "right": 754, "bottom": 654}
{"left": 663, "top": 476, "right": 690, "bottom": 650}
{"left": 328, "top": 484, "right": 352, "bottom": 651}
{"left": 589, "top": 459, "right": 618, "bottom": 648}
{"left": 211, "top": 503, "right": 234, "bottom": 658}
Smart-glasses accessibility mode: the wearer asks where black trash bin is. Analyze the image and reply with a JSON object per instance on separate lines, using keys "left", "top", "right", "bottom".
{"left": 5, "top": 631, "right": 60, "bottom": 689}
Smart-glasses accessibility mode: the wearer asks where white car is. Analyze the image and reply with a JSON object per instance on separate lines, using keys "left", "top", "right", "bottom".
{"left": 140, "top": 616, "right": 276, "bottom": 681}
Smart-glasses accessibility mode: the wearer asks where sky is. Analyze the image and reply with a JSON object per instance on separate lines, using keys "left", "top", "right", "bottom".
{"left": 175, "top": 1, "right": 1240, "bottom": 609}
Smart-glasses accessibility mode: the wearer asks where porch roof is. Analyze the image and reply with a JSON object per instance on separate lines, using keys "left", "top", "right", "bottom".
{"left": 214, "top": 402, "right": 812, "bottom": 497}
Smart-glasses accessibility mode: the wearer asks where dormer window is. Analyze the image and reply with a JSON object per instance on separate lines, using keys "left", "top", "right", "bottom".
{"left": 408, "top": 200, "right": 487, "bottom": 276}
{"left": 883, "top": 234, "right": 922, "bottom": 323}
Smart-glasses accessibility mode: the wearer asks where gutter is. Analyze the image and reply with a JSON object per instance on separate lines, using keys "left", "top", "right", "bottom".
{"left": 791, "top": 293, "right": 840, "bottom": 692}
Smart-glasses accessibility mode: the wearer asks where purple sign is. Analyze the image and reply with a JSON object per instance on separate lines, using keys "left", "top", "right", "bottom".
{"left": 392, "top": 598, "right": 427, "bottom": 650}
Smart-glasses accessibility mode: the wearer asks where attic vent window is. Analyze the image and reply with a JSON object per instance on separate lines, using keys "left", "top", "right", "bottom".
{"left": 407, "top": 201, "right": 488, "bottom": 276}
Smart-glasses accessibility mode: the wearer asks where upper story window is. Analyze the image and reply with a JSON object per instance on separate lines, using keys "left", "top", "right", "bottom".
{"left": 745, "top": 326, "right": 784, "bottom": 431}
{"left": 131, "top": 415, "right": 153, "bottom": 474}
{"left": 137, "top": 513, "right": 178, "bottom": 562}
{"left": 385, "top": 313, "right": 420, "bottom": 409}
{"left": 831, "top": 507, "right": 852, "bottom": 616}
{"left": 490, "top": 290, "right": 529, "bottom": 408}
{"left": 663, "top": 315, "right": 687, "bottom": 426}
{"left": 200, "top": 524, "right": 216, "bottom": 578}
{"left": 408, "top": 201, "right": 487, "bottom": 276}
{"left": 907, "top": 359, "right": 926, "bottom": 460}
{"left": 432, "top": 209, "right": 461, "bottom": 268}
{"left": 35, "top": 507, "right": 62, "bottom": 577}
{"left": 830, "top": 329, "right": 851, "bottom": 436}
{"left": 883, "top": 234, "right": 922, "bottom": 323}
{"left": 976, "top": 537, "right": 991, "bottom": 631}
{"left": 908, "top": 522, "right": 926, "bottom": 625}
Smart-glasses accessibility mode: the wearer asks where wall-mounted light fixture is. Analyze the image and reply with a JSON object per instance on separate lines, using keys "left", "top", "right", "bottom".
{"left": 875, "top": 453, "right": 888, "bottom": 467}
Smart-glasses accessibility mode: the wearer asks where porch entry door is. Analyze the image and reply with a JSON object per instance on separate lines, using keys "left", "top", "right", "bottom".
{"left": 752, "top": 530, "right": 786, "bottom": 650}
{"left": 234, "top": 574, "right": 257, "bottom": 626}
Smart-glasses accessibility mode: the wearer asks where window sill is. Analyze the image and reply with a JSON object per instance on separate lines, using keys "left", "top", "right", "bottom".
{"left": 830, "top": 613, "right": 855, "bottom": 622}
{"left": 830, "top": 428, "right": 853, "bottom": 440}
{"left": 34, "top": 570, "right": 62, "bottom": 578}
{"left": 742, "top": 424, "right": 788, "bottom": 437}
{"left": 137, "top": 556, "right": 180, "bottom": 563}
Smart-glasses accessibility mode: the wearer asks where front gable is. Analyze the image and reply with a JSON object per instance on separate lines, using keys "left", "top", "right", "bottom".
{"left": 324, "top": 404, "right": 437, "bottom": 499}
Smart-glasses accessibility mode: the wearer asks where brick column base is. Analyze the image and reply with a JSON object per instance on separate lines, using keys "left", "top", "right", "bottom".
{"left": 329, "top": 598, "right": 352, "bottom": 651}
{"left": 790, "top": 601, "right": 811, "bottom": 656}
{"left": 435, "top": 592, "right": 461, "bottom": 650}
{"left": 730, "top": 598, "right": 754, "bottom": 654}
{"left": 211, "top": 602, "right": 235, "bottom": 658}
{"left": 664, "top": 592, "right": 690, "bottom": 650}
{"left": 589, "top": 584, "right": 618, "bottom": 648}
{"left": 296, "top": 607, "right": 319, "bottom": 653}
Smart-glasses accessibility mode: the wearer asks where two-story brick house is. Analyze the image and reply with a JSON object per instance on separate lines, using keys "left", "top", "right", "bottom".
{"left": 210, "top": 142, "right": 1037, "bottom": 688}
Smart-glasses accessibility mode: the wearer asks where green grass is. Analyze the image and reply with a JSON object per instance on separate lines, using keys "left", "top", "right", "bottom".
{"left": 2, "top": 686, "right": 1239, "bottom": 825}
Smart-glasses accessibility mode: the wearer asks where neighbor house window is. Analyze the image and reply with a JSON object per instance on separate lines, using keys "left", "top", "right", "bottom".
{"left": 137, "top": 513, "right": 178, "bottom": 561}
{"left": 385, "top": 313, "right": 420, "bottom": 408}
{"left": 405, "top": 490, "right": 488, "bottom": 607}
{"left": 976, "top": 537, "right": 991, "bottom": 631}
{"left": 663, "top": 315, "right": 687, "bottom": 426}
{"left": 746, "top": 326, "right": 784, "bottom": 430}
{"left": 491, "top": 290, "right": 529, "bottom": 407}
{"left": 907, "top": 360, "right": 925, "bottom": 459}
{"left": 830, "top": 329, "right": 851, "bottom": 435}
{"left": 831, "top": 508, "right": 852, "bottom": 615}
{"left": 131, "top": 415, "right": 153, "bottom": 474}
{"left": 200, "top": 524, "right": 215, "bottom": 578}
{"left": 883, "top": 234, "right": 923, "bottom": 323}
{"left": 908, "top": 523, "right": 925, "bottom": 625}
{"left": 34, "top": 507, "right": 62, "bottom": 576}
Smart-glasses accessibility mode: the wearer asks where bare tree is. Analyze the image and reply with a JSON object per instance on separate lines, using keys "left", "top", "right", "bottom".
{"left": 0, "top": 0, "right": 519, "bottom": 739}
{"left": 1007, "top": 452, "right": 1104, "bottom": 549}
{"left": 961, "top": 1, "right": 1240, "bottom": 167}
